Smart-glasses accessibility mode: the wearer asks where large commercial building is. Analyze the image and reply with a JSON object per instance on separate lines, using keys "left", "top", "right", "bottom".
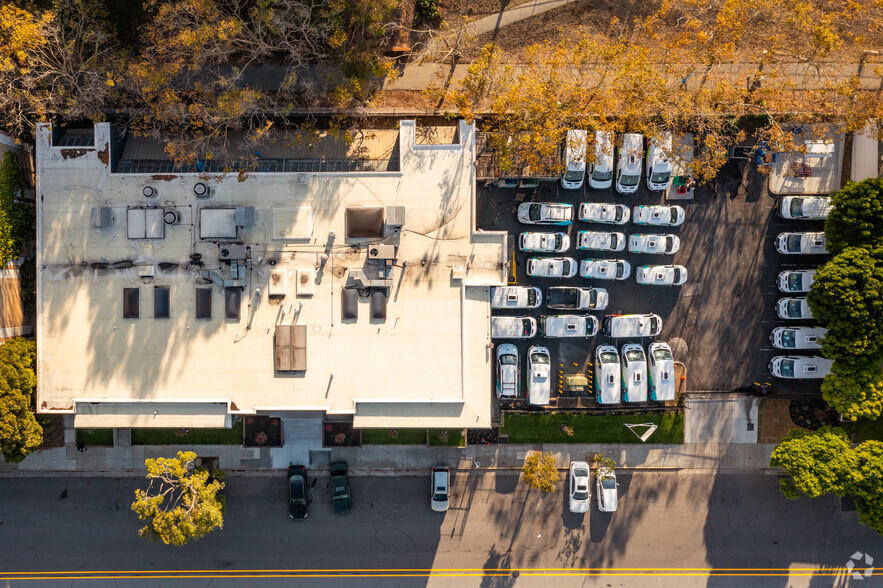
{"left": 35, "top": 121, "right": 506, "bottom": 431}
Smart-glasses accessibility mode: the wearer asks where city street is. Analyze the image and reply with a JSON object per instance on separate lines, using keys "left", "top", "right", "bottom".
{"left": 0, "top": 472, "right": 880, "bottom": 587}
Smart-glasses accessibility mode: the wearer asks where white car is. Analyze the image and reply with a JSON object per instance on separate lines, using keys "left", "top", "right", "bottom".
{"left": 595, "top": 345, "right": 621, "bottom": 405}
{"left": 595, "top": 467, "right": 618, "bottom": 512}
{"left": 579, "top": 259, "right": 631, "bottom": 280}
{"left": 539, "top": 315, "right": 599, "bottom": 338}
{"left": 527, "top": 257, "right": 578, "bottom": 278}
{"left": 546, "top": 286, "right": 609, "bottom": 310}
{"left": 621, "top": 343, "right": 648, "bottom": 402}
{"left": 633, "top": 205, "right": 685, "bottom": 227}
{"left": 578, "top": 202, "right": 630, "bottom": 225}
{"left": 526, "top": 346, "right": 551, "bottom": 406}
{"left": 770, "top": 327, "right": 827, "bottom": 350}
{"left": 430, "top": 466, "right": 450, "bottom": 512}
{"left": 568, "top": 461, "right": 591, "bottom": 513}
{"left": 496, "top": 344, "right": 519, "bottom": 399}
{"left": 491, "top": 286, "right": 542, "bottom": 309}
{"left": 769, "top": 356, "right": 833, "bottom": 379}
{"left": 779, "top": 196, "right": 832, "bottom": 220}
{"left": 519, "top": 232, "right": 570, "bottom": 253}
{"left": 636, "top": 264, "right": 687, "bottom": 286}
{"left": 775, "top": 232, "right": 828, "bottom": 255}
{"left": 778, "top": 270, "right": 817, "bottom": 293}
{"left": 629, "top": 233, "right": 680, "bottom": 255}
{"left": 776, "top": 297, "right": 814, "bottom": 320}
{"left": 648, "top": 342, "right": 675, "bottom": 401}
{"left": 517, "top": 202, "right": 573, "bottom": 225}
{"left": 576, "top": 231, "right": 626, "bottom": 252}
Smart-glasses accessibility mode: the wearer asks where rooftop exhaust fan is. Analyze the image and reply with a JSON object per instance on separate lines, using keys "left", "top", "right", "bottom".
{"left": 143, "top": 186, "right": 157, "bottom": 198}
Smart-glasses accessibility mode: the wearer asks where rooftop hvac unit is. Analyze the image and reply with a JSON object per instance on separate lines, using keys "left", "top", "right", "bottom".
{"left": 385, "top": 206, "right": 406, "bottom": 227}
{"left": 91, "top": 207, "right": 112, "bottom": 229}
{"left": 143, "top": 186, "right": 157, "bottom": 198}
{"left": 235, "top": 206, "right": 255, "bottom": 228}
{"left": 163, "top": 210, "right": 183, "bottom": 225}
{"left": 194, "top": 182, "right": 211, "bottom": 199}
{"left": 138, "top": 265, "right": 156, "bottom": 278}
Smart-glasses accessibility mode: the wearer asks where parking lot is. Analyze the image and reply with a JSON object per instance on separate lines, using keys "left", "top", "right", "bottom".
{"left": 478, "top": 159, "right": 827, "bottom": 405}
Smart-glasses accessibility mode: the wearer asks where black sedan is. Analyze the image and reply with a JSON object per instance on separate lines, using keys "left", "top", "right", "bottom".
{"left": 288, "top": 465, "right": 309, "bottom": 520}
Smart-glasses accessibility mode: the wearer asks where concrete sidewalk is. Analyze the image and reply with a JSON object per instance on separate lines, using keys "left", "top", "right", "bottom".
{"left": 0, "top": 441, "right": 777, "bottom": 475}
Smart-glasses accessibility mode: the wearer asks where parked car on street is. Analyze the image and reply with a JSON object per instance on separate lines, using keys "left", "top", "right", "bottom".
{"left": 777, "top": 270, "right": 817, "bottom": 293}
{"left": 648, "top": 342, "right": 675, "bottom": 401}
{"left": 770, "top": 327, "right": 826, "bottom": 350}
{"left": 527, "top": 257, "right": 578, "bottom": 278}
{"left": 776, "top": 297, "right": 815, "bottom": 320}
{"left": 330, "top": 462, "right": 352, "bottom": 514}
{"left": 768, "top": 356, "right": 833, "bottom": 379}
{"left": 595, "top": 345, "right": 621, "bottom": 405}
{"left": 569, "top": 461, "right": 591, "bottom": 513}
{"left": 595, "top": 468, "right": 618, "bottom": 512}
{"left": 526, "top": 346, "right": 551, "bottom": 406}
{"left": 636, "top": 264, "right": 687, "bottom": 286}
{"left": 633, "top": 205, "right": 685, "bottom": 227}
{"left": 491, "top": 286, "right": 542, "bottom": 309}
{"left": 491, "top": 316, "right": 537, "bottom": 339}
{"left": 621, "top": 343, "right": 648, "bottom": 402}
{"left": 288, "top": 465, "right": 309, "bottom": 520}
{"left": 578, "top": 202, "right": 630, "bottom": 225}
{"left": 629, "top": 233, "right": 680, "bottom": 255}
{"left": 775, "top": 232, "right": 828, "bottom": 255}
{"left": 579, "top": 259, "right": 631, "bottom": 280}
{"left": 517, "top": 202, "right": 573, "bottom": 225}
{"left": 546, "top": 286, "right": 609, "bottom": 310}
{"left": 576, "top": 231, "right": 626, "bottom": 252}
{"left": 520, "top": 232, "right": 570, "bottom": 253}
{"left": 430, "top": 466, "right": 450, "bottom": 512}
{"left": 496, "top": 344, "right": 519, "bottom": 399}
{"left": 779, "top": 196, "right": 832, "bottom": 220}
{"left": 539, "top": 315, "right": 599, "bottom": 338}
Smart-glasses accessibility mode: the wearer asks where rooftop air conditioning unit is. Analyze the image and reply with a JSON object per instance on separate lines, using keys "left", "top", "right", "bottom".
{"left": 139, "top": 265, "right": 156, "bottom": 278}
{"left": 163, "top": 210, "right": 183, "bottom": 225}
{"left": 194, "top": 182, "right": 211, "bottom": 199}
{"left": 143, "top": 186, "right": 157, "bottom": 198}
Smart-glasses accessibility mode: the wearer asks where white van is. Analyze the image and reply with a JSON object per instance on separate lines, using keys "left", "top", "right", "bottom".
{"left": 588, "top": 131, "right": 614, "bottom": 190}
{"left": 603, "top": 313, "right": 662, "bottom": 338}
{"left": 645, "top": 132, "right": 673, "bottom": 191}
{"left": 615, "top": 133, "right": 643, "bottom": 194}
{"left": 492, "top": 316, "right": 537, "bottom": 339}
{"left": 561, "top": 130, "right": 587, "bottom": 190}
{"left": 490, "top": 286, "right": 542, "bottom": 309}
{"left": 539, "top": 315, "right": 599, "bottom": 338}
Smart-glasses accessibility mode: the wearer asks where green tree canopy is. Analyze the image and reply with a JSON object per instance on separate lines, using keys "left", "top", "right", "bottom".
{"left": 521, "top": 451, "right": 559, "bottom": 493}
{"left": 0, "top": 152, "right": 34, "bottom": 267}
{"left": 825, "top": 178, "right": 883, "bottom": 255}
{"left": 0, "top": 338, "right": 41, "bottom": 463}
{"left": 822, "top": 363, "right": 883, "bottom": 421}
{"left": 808, "top": 247, "right": 883, "bottom": 363}
{"left": 772, "top": 428, "right": 883, "bottom": 535}
{"left": 131, "top": 451, "right": 225, "bottom": 546}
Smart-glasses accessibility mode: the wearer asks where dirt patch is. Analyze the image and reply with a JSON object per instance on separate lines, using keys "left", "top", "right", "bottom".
{"left": 439, "top": 0, "right": 535, "bottom": 23}
{"left": 789, "top": 398, "right": 839, "bottom": 431}
{"left": 467, "top": 428, "right": 499, "bottom": 444}
{"left": 38, "top": 414, "right": 65, "bottom": 449}
{"left": 150, "top": 174, "right": 177, "bottom": 181}
{"left": 59, "top": 148, "right": 90, "bottom": 160}
{"left": 242, "top": 416, "right": 283, "bottom": 447}
{"left": 323, "top": 422, "right": 361, "bottom": 447}
{"left": 97, "top": 145, "right": 109, "bottom": 166}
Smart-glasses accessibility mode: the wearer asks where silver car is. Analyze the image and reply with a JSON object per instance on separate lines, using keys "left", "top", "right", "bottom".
{"left": 430, "top": 466, "right": 450, "bottom": 512}
{"left": 595, "top": 467, "right": 618, "bottom": 512}
{"left": 569, "top": 461, "right": 591, "bottom": 513}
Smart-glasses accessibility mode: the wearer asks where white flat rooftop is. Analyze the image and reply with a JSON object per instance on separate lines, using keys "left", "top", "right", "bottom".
{"left": 36, "top": 121, "right": 506, "bottom": 429}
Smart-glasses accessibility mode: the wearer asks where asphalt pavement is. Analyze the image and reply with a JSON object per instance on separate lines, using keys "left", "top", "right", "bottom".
{"left": 479, "top": 164, "right": 827, "bottom": 400}
{"left": 0, "top": 472, "right": 879, "bottom": 587}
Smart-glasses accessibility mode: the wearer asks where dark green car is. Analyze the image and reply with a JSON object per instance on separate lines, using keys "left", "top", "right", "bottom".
{"left": 330, "top": 462, "right": 352, "bottom": 514}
